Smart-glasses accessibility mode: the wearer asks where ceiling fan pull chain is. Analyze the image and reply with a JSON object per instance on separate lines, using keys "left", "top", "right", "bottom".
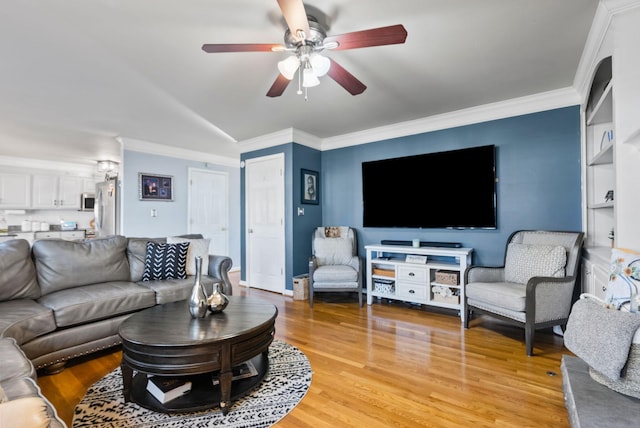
{"left": 297, "top": 68, "right": 303, "bottom": 95}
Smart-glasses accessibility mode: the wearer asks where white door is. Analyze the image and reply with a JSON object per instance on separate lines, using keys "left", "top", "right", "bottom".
{"left": 188, "top": 169, "right": 229, "bottom": 256}
{"left": 245, "top": 154, "right": 285, "bottom": 293}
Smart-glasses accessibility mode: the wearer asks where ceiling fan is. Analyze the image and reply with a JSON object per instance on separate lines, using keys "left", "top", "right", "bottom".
{"left": 201, "top": 0, "right": 407, "bottom": 98}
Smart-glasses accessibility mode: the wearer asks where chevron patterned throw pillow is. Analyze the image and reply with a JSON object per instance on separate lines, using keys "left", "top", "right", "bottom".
{"left": 142, "top": 241, "right": 189, "bottom": 281}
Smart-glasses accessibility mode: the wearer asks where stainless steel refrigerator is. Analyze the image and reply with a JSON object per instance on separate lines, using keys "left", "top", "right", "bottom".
{"left": 95, "top": 177, "right": 119, "bottom": 237}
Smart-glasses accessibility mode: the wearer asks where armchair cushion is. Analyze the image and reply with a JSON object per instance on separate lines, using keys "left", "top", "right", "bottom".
{"left": 466, "top": 282, "right": 527, "bottom": 312}
{"left": 314, "top": 230, "right": 354, "bottom": 266}
{"left": 504, "top": 243, "right": 566, "bottom": 284}
{"left": 313, "top": 265, "right": 358, "bottom": 284}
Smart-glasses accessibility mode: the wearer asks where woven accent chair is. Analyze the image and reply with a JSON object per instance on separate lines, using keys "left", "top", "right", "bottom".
{"left": 308, "top": 226, "right": 363, "bottom": 308}
{"left": 464, "top": 230, "right": 585, "bottom": 356}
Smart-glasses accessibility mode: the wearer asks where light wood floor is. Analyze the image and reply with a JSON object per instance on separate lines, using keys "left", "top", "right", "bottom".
{"left": 38, "top": 272, "right": 572, "bottom": 427}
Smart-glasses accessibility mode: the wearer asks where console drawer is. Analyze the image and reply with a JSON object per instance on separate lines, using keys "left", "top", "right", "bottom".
{"left": 397, "top": 265, "right": 428, "bottom": 283}
{"left": 396, "top": 283, "right": 428, "bottom": 300}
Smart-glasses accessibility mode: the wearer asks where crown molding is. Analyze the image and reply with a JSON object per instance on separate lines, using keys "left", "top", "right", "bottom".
{"left": 321, "top": 87, "right": 579, "bottom": 151}
{"left": 122, "top": 137, "right": 239, "bottom": 168}
{"left": 574, "top": 0, "right": 640, "bottom": 105}
{"left": 237, "top": 88, "right": 578, "bottom": 154}
{"left": 0, "top": 155, "right": 97, "bottom": 175}
{"left": 237, "top": 128, "right": 323, "bottom": 152}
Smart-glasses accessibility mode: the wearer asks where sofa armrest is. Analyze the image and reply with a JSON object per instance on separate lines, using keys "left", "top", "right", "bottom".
{"left": 207, "top": 255, "right": 233, "bottom": 296}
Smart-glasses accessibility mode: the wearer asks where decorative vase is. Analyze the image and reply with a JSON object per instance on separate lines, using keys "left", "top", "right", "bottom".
{"left": 189, "top": 256, "right": 208, "bottom": 318}
{"left": 207, "top": 282, "right": 230, "bottom": 313}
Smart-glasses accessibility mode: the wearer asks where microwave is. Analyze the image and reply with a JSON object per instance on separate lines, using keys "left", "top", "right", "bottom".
{"left": 81, "top": 193, "right": 95, "bottom": 211}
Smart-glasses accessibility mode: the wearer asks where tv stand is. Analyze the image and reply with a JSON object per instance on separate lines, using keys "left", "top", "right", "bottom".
{"left": 365, "top": 244, "right": 473, "bottom": 322}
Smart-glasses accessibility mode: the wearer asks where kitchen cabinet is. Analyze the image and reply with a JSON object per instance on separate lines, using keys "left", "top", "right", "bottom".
{"left": 0, "top": 172, "right": 31, "bottom": 209}
{"left": 34, "top": 230, "right": 85, "bottom": 241}
{"left": 32, "top": 175, "right": 83, "bottom": 210}
{"left": 82, "top": 177, "right": 97, "bottom": 193}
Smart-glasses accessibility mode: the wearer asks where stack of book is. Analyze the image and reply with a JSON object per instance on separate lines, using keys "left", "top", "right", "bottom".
{"left": 212, "top": 360, "right": 258, "bottom": 385}
{"left": 146, "top": 376, "right": 192, "bottom": 404}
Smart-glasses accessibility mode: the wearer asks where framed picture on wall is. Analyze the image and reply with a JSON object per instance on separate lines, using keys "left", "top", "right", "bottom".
{"left": 301, "top": 169, "right": 319, "bottom": 205}
{"left": 139, "top": 173, "right": 174, "bottom": 201}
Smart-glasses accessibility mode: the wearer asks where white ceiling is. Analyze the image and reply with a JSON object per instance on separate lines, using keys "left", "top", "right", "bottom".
{"left": 0, "top": 0, "right": 600, "bottom": 165}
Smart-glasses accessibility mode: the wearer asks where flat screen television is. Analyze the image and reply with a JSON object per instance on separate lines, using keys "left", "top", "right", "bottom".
{"left": 362, "top": 145, "right": 497, "bottom": 229}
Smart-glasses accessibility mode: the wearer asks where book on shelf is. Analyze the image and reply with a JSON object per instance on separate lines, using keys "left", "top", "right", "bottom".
{"left": 146, "top": 376, "right": 192, "bottom": 404}
{"left": 212, "top": 360, "right": 258, "bottom": 385}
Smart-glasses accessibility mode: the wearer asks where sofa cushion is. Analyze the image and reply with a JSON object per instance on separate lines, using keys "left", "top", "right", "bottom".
{"left": 0, "top": 376, "right": 64, "bottom": 428}
{"left": 127, "top": 237, "right": 167, "bottom": 282}
{"left": 138, "top": 276, "right": 217, "bottom": 305}
{"left": 0, "top": 239, "right": 40, "bottom": 301}
{"left": 167, "top": 236, "right": 210, "bottom": 276}
{"left": 32, "top": 235, "right": 131, "bottom": 295}
{"left": 37, "top": 281, "right": 156, "bottom": 328}
{"left": 504, "top": 243, "right": 566, "bottom": 284}
{"left": 0, "top": 397, "right": 51, "bottom": 428}
{"left": 0, "top": 300, "right": 56, "bottom": 345}
{"left": 142, "top": 241, "right": 189, "bottom": 281}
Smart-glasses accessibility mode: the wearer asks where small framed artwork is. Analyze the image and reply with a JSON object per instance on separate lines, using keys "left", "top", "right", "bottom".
{"left": 301, "top": 169, "right": 319, "bottom": 205}
{"left": 139, "top": 173, "right": 174, "bottom": 201}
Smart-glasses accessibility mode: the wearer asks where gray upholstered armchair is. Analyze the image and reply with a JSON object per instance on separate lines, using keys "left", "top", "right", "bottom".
{"left": 464, "top": 230, "right": 584, "bottom": 356}
{"left": 308, "top": 226, "right": 363, "bottom": 308}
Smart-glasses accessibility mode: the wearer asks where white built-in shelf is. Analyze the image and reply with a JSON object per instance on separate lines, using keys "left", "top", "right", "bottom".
{"left": 587, "top": 81, "right": 613, "bottom": 125}
{"left": 589, "top": 140, "right": 614, "bottom": 165}
{"left": 589, "top": 201, "right": 614, "bottom": 209}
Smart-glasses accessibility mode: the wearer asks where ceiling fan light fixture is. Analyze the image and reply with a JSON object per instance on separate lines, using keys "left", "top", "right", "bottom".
{"left": 309, "top": 53, "right": 330, "bottom": 77}
{"left": 302, "top": 66, "right": 320, "bottom": 88}
{"left": 277, "top": 55, "right": 300, "bottom": 80}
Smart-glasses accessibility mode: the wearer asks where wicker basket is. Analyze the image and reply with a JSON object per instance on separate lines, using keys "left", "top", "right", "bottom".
{"left": 293, "top": 275, "right": 309, "bottom": 300}
{"left": 435, "top": 270, "right": 459, "bottom": 285}
{"left": 432, "top": 294, "right": 460, "bottom": 304}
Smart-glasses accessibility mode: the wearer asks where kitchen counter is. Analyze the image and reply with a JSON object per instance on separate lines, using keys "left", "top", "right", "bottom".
{"left": 0, "top": 229, "right": 87, "bottom": 244}
{"left": 0, "top": 233, "right": 19, "bottom": 243}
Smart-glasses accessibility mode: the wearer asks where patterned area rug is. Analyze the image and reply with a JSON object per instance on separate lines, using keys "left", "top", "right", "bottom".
{"left": 73, "top": 340, "right": 311, "bottom": 427}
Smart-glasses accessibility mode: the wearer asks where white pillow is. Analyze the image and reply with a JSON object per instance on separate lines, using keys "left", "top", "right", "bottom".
{"left": 606, "top": 247, "right": 640, "bottom": 308}
{"left": 314, "top": 236, "right": 354, "bottom": 266}
{"left": 167, "top": 237, "right": 211, "bottom": 276}
{"left": 504, "top": 243, "right": 566, "bottom": 284}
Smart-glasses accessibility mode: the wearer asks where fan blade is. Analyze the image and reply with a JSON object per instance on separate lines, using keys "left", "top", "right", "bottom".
{"left": 327, "top": 59, "right": 366, "bottom": 95}
{"left": 266, "top": 73, "right": 291, "bottom": 97}
{"left": 277, "top": 0, "right": 310, "bottom": 42}
{"left": 324, "top": 24, "right": 407, "bottom": 50}
{"left": 202, "top": 43, "right": 281, "bottom": 53}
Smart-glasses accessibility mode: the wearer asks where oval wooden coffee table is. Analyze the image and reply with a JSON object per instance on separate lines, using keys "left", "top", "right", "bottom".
{"left": 119, "top": 296, "right": 277, "bottom": 415}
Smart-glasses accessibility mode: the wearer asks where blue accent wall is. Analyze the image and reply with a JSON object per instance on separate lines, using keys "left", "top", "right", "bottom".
{"left": 321, "top": 106, "right": 582, "bottom": 266}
